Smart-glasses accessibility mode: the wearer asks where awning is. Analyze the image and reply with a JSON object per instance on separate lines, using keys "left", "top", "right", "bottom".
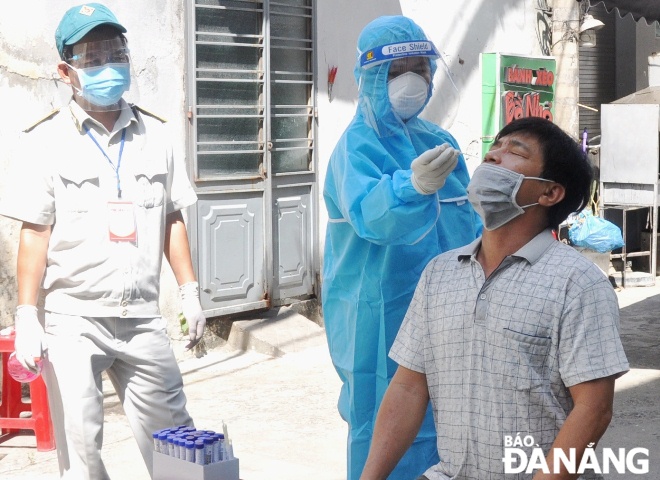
{"left": 589, "top": 1, "right": 660, "bottom": 23}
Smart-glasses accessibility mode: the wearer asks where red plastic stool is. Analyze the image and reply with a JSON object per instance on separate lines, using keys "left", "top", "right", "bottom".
{"left": 0, "top": 333, "right": 55, "bottom": 451}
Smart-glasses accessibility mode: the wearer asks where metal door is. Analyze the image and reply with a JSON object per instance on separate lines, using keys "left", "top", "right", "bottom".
{"left": 186, "top": 0, "right": 317, "bottom": 318}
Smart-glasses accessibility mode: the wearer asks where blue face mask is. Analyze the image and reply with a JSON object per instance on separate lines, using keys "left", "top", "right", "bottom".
{"left": 70, "top": 63, "right": 131, "bottom": 107}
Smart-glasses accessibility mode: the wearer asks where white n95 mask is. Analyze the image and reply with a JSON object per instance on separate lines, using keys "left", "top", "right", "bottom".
{"left": 467, "top": 163, "right": 554, "bottom": 230}
{"left": 388, "top": 72, "right": 429, "bottom": 120}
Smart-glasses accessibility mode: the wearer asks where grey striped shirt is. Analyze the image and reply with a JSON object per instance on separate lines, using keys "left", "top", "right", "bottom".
{"left": 391, "top": 229, "right": 629, "bottom": 480}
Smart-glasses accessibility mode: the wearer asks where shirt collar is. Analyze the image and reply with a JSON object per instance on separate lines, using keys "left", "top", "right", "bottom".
{"left": 68, "top": 98, "right": 137, "bottom": 136}
{"left": 456, "top": 236, "right": 483, "bottom": 261}
{"left": 456, "top": 228, "right": 556, "bottom": 265}
{"left": 512, "top": 229, "right": 557, "bottom": 264}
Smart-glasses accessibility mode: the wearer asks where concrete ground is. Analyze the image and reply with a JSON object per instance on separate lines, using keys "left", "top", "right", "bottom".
{"left": 599, "top": 284, "right": 660, "bottom": 479}
{"left": 0, "top": 307, "right": 346, "bottom": 480}
{"left": 0, "top": 285, "right": 659, "bottom": 479}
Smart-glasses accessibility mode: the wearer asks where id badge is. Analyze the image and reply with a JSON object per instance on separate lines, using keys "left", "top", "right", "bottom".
{"left": 107, "top": 201, "right": 137, "bottom": 242}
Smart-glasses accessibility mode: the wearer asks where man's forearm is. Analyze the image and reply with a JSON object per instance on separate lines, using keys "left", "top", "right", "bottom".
{"left": 533, "top": 376, "right": 615, "bottom": 480}
{"left": 17, "top": 223, "right": 50, "bottom": 305}
{"left": 361, "top": 366, "right": 430, "bottom": 480}
{"left": 164, "top": 210, "right": 196, "bottom": 285}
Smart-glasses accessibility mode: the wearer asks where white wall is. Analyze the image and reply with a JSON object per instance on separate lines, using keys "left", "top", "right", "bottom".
{"left": 0, "top": 1, "right": 186, "bottom": 329}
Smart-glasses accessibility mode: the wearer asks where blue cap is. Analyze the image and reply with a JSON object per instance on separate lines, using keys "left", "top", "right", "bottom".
{"left": 55, "top": 3, "right": 127, "bottom": 59}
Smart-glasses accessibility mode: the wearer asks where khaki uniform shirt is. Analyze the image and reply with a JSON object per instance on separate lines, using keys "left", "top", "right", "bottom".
{"left": 0, "top": 100, "right": 197, "bottom": 318}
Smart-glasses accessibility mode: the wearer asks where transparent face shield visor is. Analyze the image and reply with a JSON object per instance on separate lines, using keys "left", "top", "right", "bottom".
{"left": 418, "top": 53, "right": 460, "bottom": 130}
{"left": 359, "top": 40, "right": 460, "bottom": 129}
{"left": 385, "top": 56, "right": 433, "bottom": 121}
{"left": 59, "top": 38, "right": 139, "bottom": 112}
{"left": 387, "top": 56, "right": 432, "bottom": 82}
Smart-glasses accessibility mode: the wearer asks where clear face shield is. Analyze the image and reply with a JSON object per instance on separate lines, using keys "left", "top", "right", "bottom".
{"left": 418, "top": 54, "right": 460, "bottom": 130}
{"left": 59, "top": 38, "right": 139, "bottom": 112}
{"left": 358, "top": 39, "right": 460, "bottom": 130}
{"left": 386, "top": 56, "right": 433, "bottom": 121}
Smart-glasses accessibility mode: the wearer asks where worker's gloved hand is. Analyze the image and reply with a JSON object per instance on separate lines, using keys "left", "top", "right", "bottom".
{"left": 410, "top": 143, "right": 460, "bottom": 195}
{"left": 14, "top": 305, "right": 44, "bottom": 373}
{"left": 179, "top": 282, "right": 206, "bottom": 350}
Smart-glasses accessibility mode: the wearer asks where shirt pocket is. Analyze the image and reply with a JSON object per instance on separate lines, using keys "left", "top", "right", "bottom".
{"left": 503, "top": 327, "right": 552, "bottom": 390}
{"left": 57, "top": 171, "right": 101, "bottom": 214}
{"left": 134, "top": 162, "right": 167, "bottom": 209}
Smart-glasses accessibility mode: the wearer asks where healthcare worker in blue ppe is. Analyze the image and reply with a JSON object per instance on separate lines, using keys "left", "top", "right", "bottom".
{"left": 322, "top": 15, "right": 481, "bottom": 480}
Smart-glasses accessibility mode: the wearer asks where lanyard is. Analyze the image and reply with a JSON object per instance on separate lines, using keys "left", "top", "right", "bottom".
{"left": 84, "top": 126, "right": 126, "bottom": 198}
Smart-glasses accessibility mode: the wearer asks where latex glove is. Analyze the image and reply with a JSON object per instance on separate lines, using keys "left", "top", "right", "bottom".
{"left": 410, "top": 143, "right": 460, "bottom": 195}
{"left": 179, "top": 282, "right": 206, "bottom": 350}
{"left": 14, "top": 305, "right": 44, "bottom": 373}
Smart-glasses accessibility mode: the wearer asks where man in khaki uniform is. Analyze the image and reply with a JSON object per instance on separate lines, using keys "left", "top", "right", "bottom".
{"left": 0, "top": 4, "right": 206, "bottom": 478}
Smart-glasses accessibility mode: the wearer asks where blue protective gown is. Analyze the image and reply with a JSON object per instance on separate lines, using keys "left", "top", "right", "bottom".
{"left": 322, "top": 16, "right": 481, "bottom": 480}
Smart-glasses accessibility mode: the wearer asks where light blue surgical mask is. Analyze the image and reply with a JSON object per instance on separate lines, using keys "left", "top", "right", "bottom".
{"left": 69, "top": 63, "right": 131, "bottom": 107}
